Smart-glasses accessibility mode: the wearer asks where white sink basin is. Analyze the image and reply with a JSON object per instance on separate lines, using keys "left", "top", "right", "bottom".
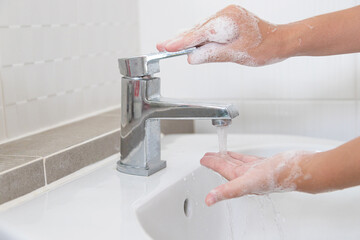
{"left": 1, "top": 134, "right": 358, "bottom": 240}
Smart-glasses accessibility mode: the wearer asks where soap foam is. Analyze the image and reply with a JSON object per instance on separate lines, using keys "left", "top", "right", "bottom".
{"left": 187, "top": 5, "right": 264, "bottom": 66}
{"left": 188, "top": 43, "right": 258, "bottom": 66}
{"left": 211, "top": 150, "right": 314, "bottom": 202}
{"left": 205, "top": 16, "right": 239, "bottom": 43}
{"left": 188, "top": 43, "right": 222, "bottom": 64}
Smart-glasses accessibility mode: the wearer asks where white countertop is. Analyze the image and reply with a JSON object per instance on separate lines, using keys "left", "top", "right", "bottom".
{"left": 0, "top": 134, "right": 342, "bottom": 240}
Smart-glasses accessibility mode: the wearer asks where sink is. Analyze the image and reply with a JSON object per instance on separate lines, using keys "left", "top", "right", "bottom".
{"left": 135, "top": 140, "right": 360, "bottom": 240}
{"left": 1, "top": 134, "right": 359, "bottom": 240}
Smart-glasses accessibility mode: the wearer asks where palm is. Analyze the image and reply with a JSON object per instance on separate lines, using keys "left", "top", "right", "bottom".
{"left": 200, "top": 152, "right": 265, "bottom": 181}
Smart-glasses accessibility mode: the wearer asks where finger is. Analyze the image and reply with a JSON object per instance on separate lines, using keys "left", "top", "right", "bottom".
{"left": 203, "top": 151, "right": 246, "bottom": 166}
{"left": 228, "top": 152, "right": 262, "bottom": 163}
{"left": 203, "top": 152, "right": 242, "bottom": 167}
{"left": 187, "top": 43, "right": 229, "bottom": 64}
{"left": 156, "top": 39, "right": 172, "bottom": 51}
{"left": 227, "top": 152, "right": 248, "bottom": 161}
{"left": 203, "top": 152, "right": 219, "bottom": 157}
{"left": 200, "top": 156, "right": 237, "bottom": 180}
{"left": 165, "top": 29, "right": 208, "bottom": 52}
{"left": 205, "top": 176, "right": 249, "bottom": 206}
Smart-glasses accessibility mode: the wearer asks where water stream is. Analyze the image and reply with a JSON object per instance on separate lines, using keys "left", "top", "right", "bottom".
{"left": 216, "top": 126, "right": 284, "bottom": 239}
{"left": 217, "top": 126, "right": 228, "bottom": 155}
{"left": 216, "top": 125, "right": 234, "bottom": 239}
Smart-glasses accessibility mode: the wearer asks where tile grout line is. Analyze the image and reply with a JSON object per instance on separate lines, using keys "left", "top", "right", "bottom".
{"left": 2, "top": 50, "right": 121, "bottom": 68}
{"left": 5, "top": 79, "right": 120, "bottom": 107}
{"left": 0, "top": 22, "right": 123, "bottom": 29}
{"left": 0, "top": 157, "right": 43, "bottom": 175}
{"left": 42, "top": 158, "right": 48, "bottom": 185}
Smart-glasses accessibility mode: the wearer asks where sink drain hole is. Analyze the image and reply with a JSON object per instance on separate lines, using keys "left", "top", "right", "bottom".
{"left": 184, "top": 198, "right": 193, "bottom": 218}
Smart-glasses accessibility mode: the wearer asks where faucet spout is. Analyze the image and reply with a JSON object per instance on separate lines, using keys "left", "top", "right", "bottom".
{"left": 117, "top": 76, "right": 239, "bottom": 176}
{"left": 147, "top": 97, "right": 239, "bottom": 120}
{"left": 117, "top": 48, "right": 239, "bottom": 176}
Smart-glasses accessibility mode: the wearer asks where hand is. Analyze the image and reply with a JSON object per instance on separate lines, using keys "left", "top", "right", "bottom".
{"left": 156, "top": 5, "right": 286, "bottom": 66}
{"left": 200, "top": 151, "right": 313, "bottom": 206}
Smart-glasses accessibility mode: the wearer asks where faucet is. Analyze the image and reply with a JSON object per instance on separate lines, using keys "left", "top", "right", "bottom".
{"left": 117, "top": 48, "right": 239, "bottom": 176}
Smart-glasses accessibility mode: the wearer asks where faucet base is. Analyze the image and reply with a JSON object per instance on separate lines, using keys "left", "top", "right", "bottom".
{"left": 116, "top": 160, "right": 167, "bottom": 176}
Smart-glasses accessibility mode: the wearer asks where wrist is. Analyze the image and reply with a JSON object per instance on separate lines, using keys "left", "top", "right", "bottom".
{"left": 250, "top": 22, "right": 301, "bottom": 65}
{"left": 274, "top": 151, "right": 316, "bottom": 192}
{"left": 275, "top": 23, "right": 305, "bottom": 59}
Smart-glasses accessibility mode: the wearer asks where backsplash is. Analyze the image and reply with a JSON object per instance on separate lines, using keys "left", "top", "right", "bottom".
{"left": 0, "top": 0, "right": 139, "bottom": 143}
{"left": 139, "top": 0, "right": 360, "bottom": 141}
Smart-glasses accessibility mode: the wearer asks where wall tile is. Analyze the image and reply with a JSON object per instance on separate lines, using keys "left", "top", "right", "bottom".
{"left": 195, "top": 100, "right": 357, "bottom": 141}
{"left": 0, "top": 108, "right": 6, "bottom": 142}
{"left": 0, "top": 157, "right": 45, "bottom": 205}
{"left": 0, "top": 54, "right": 7, "bottom": 141}
{"left": 2, "top": 67, "right": 26, "bottom": 105}
{"left": 2, "top": 0, "right": 77, "bottom": 26}
{"left": 0, "top": 0, "right": 139, "bottom": 141}
{"left": 45, "top": 131, "right": 119, "bottom": 184}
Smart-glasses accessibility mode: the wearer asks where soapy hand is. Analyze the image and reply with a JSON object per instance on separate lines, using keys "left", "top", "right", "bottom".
{"left": 200, "top": 151, "right": 313, "bottom": 206}
{"left": 157, "top": 5, "right": 284, "bottom": 66}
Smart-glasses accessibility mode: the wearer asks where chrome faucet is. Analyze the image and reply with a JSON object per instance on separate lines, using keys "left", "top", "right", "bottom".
{"left": 117, "top": 48, "right": 239, "bottom": 176}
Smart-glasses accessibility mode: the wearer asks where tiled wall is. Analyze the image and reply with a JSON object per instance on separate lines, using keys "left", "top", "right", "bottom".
{"left": 0, "top": 80, "right": 5, "bottom": 140}
{"left": 0, "top": 0, "right": 139, "bottom": 143}
{"left": 139, "top": 0, "right": 360, "bottom": 141}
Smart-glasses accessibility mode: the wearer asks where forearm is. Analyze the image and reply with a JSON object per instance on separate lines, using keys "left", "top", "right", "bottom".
{"left": 296, "top": 137, "right": 360, "bottom": 193}
{"left": 281, "top": 5, "right": 360, "bottom": 58}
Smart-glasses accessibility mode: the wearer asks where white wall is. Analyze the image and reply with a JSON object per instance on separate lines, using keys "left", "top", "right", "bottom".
{"left": 0, "top": 0, "right": 139, "bottom": 143}
{"left": 139, "top": 0, "right": 360, "bottom": 141}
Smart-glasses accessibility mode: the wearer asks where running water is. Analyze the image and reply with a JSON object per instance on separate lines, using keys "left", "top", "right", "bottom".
{"left": 265, "top": 195, "right": 284, "bottom": 240}
{"left": 217, "top": 125, "right": 229, "bottom": 155}
{"left": 215, "top": 126, "right": 284, "bottom": 239}
{"left": 216, "top": 125, "right": 234, "bottom": 239}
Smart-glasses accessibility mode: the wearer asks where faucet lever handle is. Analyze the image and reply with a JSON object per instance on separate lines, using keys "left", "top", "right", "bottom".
{"left": 118, "top": 47, "right": 195, "bottom": 78}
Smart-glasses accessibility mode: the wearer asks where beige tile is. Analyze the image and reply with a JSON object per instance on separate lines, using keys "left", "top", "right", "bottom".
{"left": 0, "top": 155, "right": 40, "bottom": 172}
{"left": 0, "top": 111, "right": 120, "bottom": 157}
{"left": 161, "top": 120, "right": 194, "bottom": 134}
{"left": 0, "top": 158, "right": 45, "bottom": 204}
{"left": 45, "top": 131, "right": 120, "bottom": 184}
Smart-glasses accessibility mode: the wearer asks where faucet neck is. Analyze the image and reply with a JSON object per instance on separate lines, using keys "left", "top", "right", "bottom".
{"left": 118, "top": 77, "right": 166, "bottom": 176}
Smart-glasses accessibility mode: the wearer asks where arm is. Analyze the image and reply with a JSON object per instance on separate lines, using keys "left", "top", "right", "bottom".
{"left": 286, "top": 6, "right": 360, "bottom": 57}
{"left": 200, "top": 137, "right": 360, "bottom": 206}
{"left": 157, "top": 5, "right": 360, "bottom": 66}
